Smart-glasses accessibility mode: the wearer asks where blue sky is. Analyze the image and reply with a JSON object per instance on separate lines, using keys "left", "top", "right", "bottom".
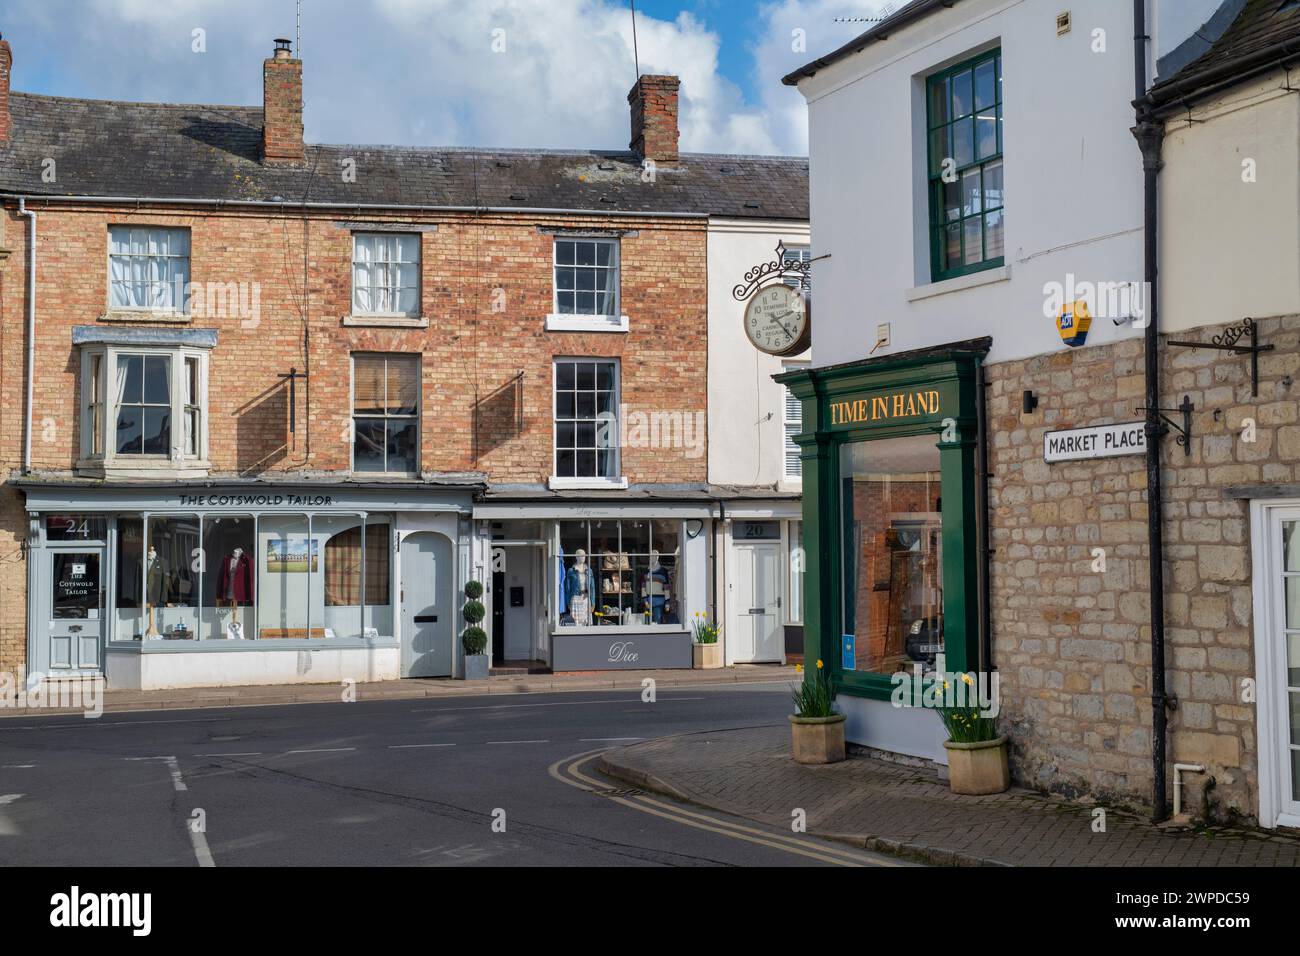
{"left": 0, "top": 0, "right": 887, "bottom": 155}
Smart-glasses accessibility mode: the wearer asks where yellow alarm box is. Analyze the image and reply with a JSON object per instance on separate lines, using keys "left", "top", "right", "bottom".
{"left": 1057, "top": 299, "right": 1092, "bottom": 347}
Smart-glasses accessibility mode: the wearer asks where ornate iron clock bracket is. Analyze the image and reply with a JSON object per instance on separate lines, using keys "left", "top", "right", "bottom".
{"left": 1168, "top": 317, "right": 1274, "bottom": 397}
{"left": 732, "top": 240, "right": 830, "bottom": 301}
{"left": 1136, "top": 394, "right": 1194, "bottom": 456}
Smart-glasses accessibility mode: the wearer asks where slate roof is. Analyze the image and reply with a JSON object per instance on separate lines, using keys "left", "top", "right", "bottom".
{"left": 1148, "top": 0, "right": 1300, "bottom": 108}
{"left": 0, "top": 92, "right": 808, "bottom": 220}
{"left": 783, "top": 0, "right": 959, "bottom": 86}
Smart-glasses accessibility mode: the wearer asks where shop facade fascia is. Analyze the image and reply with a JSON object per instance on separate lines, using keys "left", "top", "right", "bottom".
{"left": 472, "top": 494, "right": 714, "bottom": 671}
{"left": 17, "top": 478, "right": 479, "bottom": 689}
{"left": 776, "top": 339, "right": 989, "bottom": 726}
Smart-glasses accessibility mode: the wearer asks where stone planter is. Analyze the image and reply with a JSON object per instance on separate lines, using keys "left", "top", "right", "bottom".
{"left": 943, "top": 735, "right": 1010, "bottom": 794}
{"left": 692, "top": 642, "right": 722, "bottom": 669}
{"left": 789, "top": 713, "right": 846, "bottom": 764}
{"left": 463, "top": 653, "right": 490, "bottom": 681}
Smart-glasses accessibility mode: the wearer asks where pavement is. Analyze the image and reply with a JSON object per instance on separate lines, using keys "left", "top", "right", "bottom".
{"left": 0, "top": 664, "right": 798, "bottom": 718}
{"left": 0, "top": 681, "right": 902, "bottom": 867}
{"left": 598, "top": 725, "right": 1300, "bottom": 867}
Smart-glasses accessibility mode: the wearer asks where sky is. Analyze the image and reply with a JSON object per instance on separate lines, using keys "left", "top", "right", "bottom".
{"left": 0, "top": 0, "right": 891, "bottom": 156}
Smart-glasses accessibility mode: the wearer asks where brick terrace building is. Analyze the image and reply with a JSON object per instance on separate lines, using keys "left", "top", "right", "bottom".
{"left": 0, "top": 37, "right": 807, "bottom": 689}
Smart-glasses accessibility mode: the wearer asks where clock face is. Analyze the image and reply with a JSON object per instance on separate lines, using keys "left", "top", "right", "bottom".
{"left": 744, "top": 284, "right": 809, "bottom": 355}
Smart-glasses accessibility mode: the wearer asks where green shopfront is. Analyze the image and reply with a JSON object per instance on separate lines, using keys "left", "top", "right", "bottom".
{"left": 777, "top": 340, "right": 989, "bottom": 762}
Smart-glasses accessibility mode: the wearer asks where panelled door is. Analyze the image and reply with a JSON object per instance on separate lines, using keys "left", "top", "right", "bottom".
{"left": 48, "top": 548, "right": 105, "bottom": 673}
{"left": 732, "top": 543, "right": 782, "bottom": 663}
{"left": 400, "top": 532, "right": 453, "bottom": 678}
{"left": 1258, "top": 506, "right": 1300, "bottom": 828}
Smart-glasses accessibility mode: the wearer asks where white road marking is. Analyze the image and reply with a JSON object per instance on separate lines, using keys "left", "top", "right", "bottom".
{"left": 388, "top": 743, "right": 456, "bottom": 749}
{"left": 123, "top": 757, "right": 214, "bottom": 867}
{"left": 486, "top": 739, "right": 549, "bottom": 745}
{"left": 284, "top": 747, "right": 355, "bottom": 754}
{"left": 193, "top": 752, "right": 263, "bottom": 757}
{"left": 580, "top": 737, "right": 644, "bottom": 742}
{"left": 0, "top": 793, "right": 23, "bottom": 836}
{"left": 125, "top": 755, "right": 187, "bottom": 791}
{"left": 2, "top": 764, "right": 35, "bottom": 768}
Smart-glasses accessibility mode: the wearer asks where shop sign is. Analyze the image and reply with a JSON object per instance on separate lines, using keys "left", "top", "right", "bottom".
{"left": 551, "top": 631, "right": 693, "bottom": 671}
{"left": 1043, "top": 421, "right": 1146, "bottom": 462}
{"left": 829, "top": 388, "right": 943, "bottom": 428}
{"left": 177, "top": 493, "right": 336, "bottom": 508}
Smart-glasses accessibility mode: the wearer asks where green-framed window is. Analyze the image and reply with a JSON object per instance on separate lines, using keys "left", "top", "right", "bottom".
{"left": 926, "top": 50, "right": 1004, "bottom": 282}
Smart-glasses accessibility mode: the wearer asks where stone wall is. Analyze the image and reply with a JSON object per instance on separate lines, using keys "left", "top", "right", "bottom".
{"left": 986, "top": 315, "right": 1300, "bottom": 823}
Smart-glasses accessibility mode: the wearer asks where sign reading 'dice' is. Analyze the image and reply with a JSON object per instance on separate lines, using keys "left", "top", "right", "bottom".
{"left": 1044, "top": 421, "right": 1146, "bottom": 463}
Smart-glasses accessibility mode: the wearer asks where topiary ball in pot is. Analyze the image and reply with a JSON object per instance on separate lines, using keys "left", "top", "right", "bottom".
{"left": 462, "top": 599, "right": 486, "bottom": 625}
{"left": 464, "top": 579, "right": 484, "bottom": 600}
{"left": 462, "top": 625, "right": 488, "bottom": 655}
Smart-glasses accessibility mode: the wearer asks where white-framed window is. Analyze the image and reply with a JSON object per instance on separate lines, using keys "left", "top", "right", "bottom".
{"left": 80, "top": 346, "right": 209, "bottom": 468}
{"left": 108, "top": 226, "right": 191, "bottom": 312}
{"left": 553, "top": 238, "right": 620, "bottom": 317}
{"left": 782, "top": 360, "right": 807, "bottom": 479}
{"left": 781, "top": 244, "right": 811, "bottom": 297}
{"left": 352, "top": 233, "right": 420, "bottom": 316}
{"left": 352, "top": 353, "right": 420, "bottom": 474}
{"left": 553, "top": 358, "right": 619, "bottom": 480}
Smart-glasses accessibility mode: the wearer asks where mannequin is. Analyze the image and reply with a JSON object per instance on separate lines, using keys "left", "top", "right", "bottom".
{"left": 564, "top": 549, "right": 595, "bottom": 626}
{"left": 642, "top": 550, "right": 672, "bottom": 623}
{"left": 216, "top": 546, "right": 254, "bottom": 638}
{"left": 144, "top": 546, "right": 165, "bottom": 637}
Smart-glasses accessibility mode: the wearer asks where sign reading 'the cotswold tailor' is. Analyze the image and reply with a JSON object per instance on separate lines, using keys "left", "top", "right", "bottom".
{"left": 1043, "top": 421, "right": 1146, "bottom": 463}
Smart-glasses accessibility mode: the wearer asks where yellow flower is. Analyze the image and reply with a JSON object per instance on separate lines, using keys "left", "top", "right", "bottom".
{"left": 962, "top": 673, "right": 974, "bottom": 686}
{"left": 795, "top": 664, "right": 804, "bottom": 673}
{"left": 816, "top": 659, "right": 824, "bottom": 669}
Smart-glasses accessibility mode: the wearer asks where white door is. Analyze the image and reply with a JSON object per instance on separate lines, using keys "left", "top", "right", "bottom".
{"left": 732, "top": 543, "right": 782, "bottom": 663}
{"left": 1256, "top": 504, "right": 1300, "bottom": 827}
{"left": 400, "top": 532, "right": 452, "bottom": 678}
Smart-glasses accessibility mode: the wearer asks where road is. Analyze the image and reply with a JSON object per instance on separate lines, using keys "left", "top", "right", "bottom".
{"left": 0, "top": 681, "right": 904, "bottom": 867}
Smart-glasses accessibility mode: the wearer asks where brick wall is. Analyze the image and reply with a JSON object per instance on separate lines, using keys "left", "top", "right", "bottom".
{"left": 0, "top": 202, "right": 709, "bottom": 677}
{"left": 987, "top": 316, "right": 1300, "bottom": 822}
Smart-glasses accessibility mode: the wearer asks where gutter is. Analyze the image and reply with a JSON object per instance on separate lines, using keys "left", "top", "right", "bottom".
{"left": 0, "top": 192, "right": 712, "bottom": 220}
{"left": 17, "top": 197, "right": 34, "bottom": 475}
{"left": 1141, "top": 35, "right": 1300, "bottom": 118}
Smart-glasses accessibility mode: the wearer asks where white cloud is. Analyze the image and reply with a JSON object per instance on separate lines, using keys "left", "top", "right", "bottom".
{"left": 2, "top": 0, "right": 889, "bottom": 156}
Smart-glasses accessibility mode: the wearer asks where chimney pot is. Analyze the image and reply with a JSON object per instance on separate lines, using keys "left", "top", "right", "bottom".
{"left": 263, "top": 39, "right": 304, "bottom": 166}
{"left": 0, "top": 34, "right": 12, "bottom": 145}
{"left": 628, "top": 74, "right": 680, "bottom": 165}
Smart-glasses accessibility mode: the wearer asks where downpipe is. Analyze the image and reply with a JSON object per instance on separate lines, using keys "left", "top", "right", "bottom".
{"left": 18, "top": 197, "right": 35, "bottom": 475}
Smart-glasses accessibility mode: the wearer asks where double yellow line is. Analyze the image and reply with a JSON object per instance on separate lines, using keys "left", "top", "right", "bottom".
{"left": 548, "top": 749, "right": 903, "bottom": 867}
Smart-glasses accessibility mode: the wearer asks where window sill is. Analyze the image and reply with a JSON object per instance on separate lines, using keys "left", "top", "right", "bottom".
{"left": 342, "top": 314, "right": 429, "bottom": 328}
{"left": 548, "top": 476, "right": 629, "bottom": 491}
{"left": 99, "top": 310, "right": 192, "bottom": 324}
{"left": 77, "top": 458, "right": 210, "bottom": 480}
{"left": 545, "top": 314, "right": 630, "bottom": 333}
{"left": 905, "top": 264, "right": 1011, "bottom": 302}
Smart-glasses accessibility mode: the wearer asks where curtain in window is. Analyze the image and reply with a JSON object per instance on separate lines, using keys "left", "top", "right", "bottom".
{"left": 353, "top": 235, "right": 375, "bottom": 313}
{"left": 323, "top": 523, "right": 391, "bottom": 606}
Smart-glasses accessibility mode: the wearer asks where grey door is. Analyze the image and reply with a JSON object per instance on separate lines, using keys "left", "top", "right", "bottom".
{"left": 400, "top": 532, "right": 452, "bottom": 677}
{"left": 48, "top": 548, "right": 105, "bottom": 672}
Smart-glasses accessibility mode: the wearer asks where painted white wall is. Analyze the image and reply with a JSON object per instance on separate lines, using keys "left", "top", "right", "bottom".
{"left": 795, "top": 0, "right": 1150, "bottom": 367}
{"left": 1161, "top": 74, "right": 1300, "bottom": 332}
{"left": 106, "top": 645, "right": 400, "bottom": 690}
{"left": 707, "top": 218, "right": 810, "bottom": 489}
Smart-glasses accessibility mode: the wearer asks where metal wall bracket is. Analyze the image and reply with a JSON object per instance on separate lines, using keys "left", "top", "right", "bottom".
{"left": 1168, "top": 317, "right": 1273, "bottom": 396}
{"left": 1136, "top": 395, "right": 1194, "bottom": 455}
{"left": 731, "top": 240, "right": 829, "bottom": 302}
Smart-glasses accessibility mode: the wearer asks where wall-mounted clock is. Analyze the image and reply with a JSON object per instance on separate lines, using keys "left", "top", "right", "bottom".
{"left": 744, "top": 284, "right": 810, "bottom": 356}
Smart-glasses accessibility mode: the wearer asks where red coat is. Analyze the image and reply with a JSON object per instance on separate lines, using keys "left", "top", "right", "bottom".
{"left": 216, "top": 551, "right": 254, "bottom": 603}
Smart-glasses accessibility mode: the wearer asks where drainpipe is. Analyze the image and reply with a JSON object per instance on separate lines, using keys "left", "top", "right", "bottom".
{"left": 17, "top": 197, "right": 35, "bottom": 475}
{"left": 1132, "top": 0, "right": 1171, "bottom": 823}
{"left": 975, "top": 358, "right": 993, "bottom": 672}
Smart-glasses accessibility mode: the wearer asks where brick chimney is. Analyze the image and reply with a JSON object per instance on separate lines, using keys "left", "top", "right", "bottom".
{"left": 0, "top": 34, "right": 13, "bottom": 144}
{"left": 262, "top": 38, "right": 304, "bottom": 166}
{"left": 628, "top": 74, "right": 680, "bottom": 164}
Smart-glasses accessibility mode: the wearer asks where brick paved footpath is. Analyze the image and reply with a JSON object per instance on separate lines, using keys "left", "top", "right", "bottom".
{"left": 0, "top": 665, "right": 796, "bottom": 718}
{"left": 598, "top": 725, "right": 1300, "bottom": 867}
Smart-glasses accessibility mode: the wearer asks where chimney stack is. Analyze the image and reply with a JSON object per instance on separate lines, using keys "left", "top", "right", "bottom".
{"left": 262, "top": 38, "right": 304, "bottom": 166}
{"left": 0, "top": 33, "right": 13, "bottom": 144}
{"left": 628, "top": 74, "right": 680, "bottom": 164}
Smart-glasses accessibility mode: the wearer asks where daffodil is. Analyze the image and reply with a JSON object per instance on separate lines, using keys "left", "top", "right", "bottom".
{"left": 962, "top": 673, "right": 974, "bottom": 686}
{"left": 816, "top": 659, "right": 824, "bottom": 669}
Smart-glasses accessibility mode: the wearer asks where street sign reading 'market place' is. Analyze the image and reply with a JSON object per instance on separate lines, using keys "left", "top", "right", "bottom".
{"left": 1043, "top": 421, "right": 1147, "bottom": 463}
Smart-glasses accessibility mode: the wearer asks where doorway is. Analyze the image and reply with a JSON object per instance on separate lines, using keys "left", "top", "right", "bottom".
{"left": 731, "top": 542, "right": 782, "bottom": 663}
{"left": 45, "top": 547, "right": 106, "bottom": 674}
{"left": 1251, "top": 502, "right": 1300, "bottom": 828}
{"left": 490, "top": 543, "right": 547, "bottom": 670}
{"left": 399, "top": 531, "right": 453, "bottom": 678}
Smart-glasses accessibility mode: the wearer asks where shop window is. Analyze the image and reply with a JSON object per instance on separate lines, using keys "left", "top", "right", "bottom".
{"left": 108, "top": 226, "right": 191, "bottom": 313}
{"left": 201, "top": 515, "right": 256, "bottom": 641}
{"left": 553, "top": 359, "right": 619, "bottom": 480}
{"left": 840, "top": 435, "right": 944, "bottom": 675}
{"left": 318, "top": 516, "right": 391, "bottom": 639}
{"left": 147, "top": 516, "right": 200, "bottom": 641}
{"left": 558, "top": 519, "right": 682, "bottom": 627}
{"left": 553, "top": 238, "right": 619, "bottom": 317}
{"left": 78, "top": 346, "right": 209, "bottom": 473}
{"left": 352, "top": 353, "right": 419, "bottom": 474}
{"left": 260, "top": 514, "right": 318, "bottom": 639}
{"left": 352, "top": 233, "right": 420, "bottom": 317}
{"left": 926, "top": 49, "right": 1004, "bottom": 282}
